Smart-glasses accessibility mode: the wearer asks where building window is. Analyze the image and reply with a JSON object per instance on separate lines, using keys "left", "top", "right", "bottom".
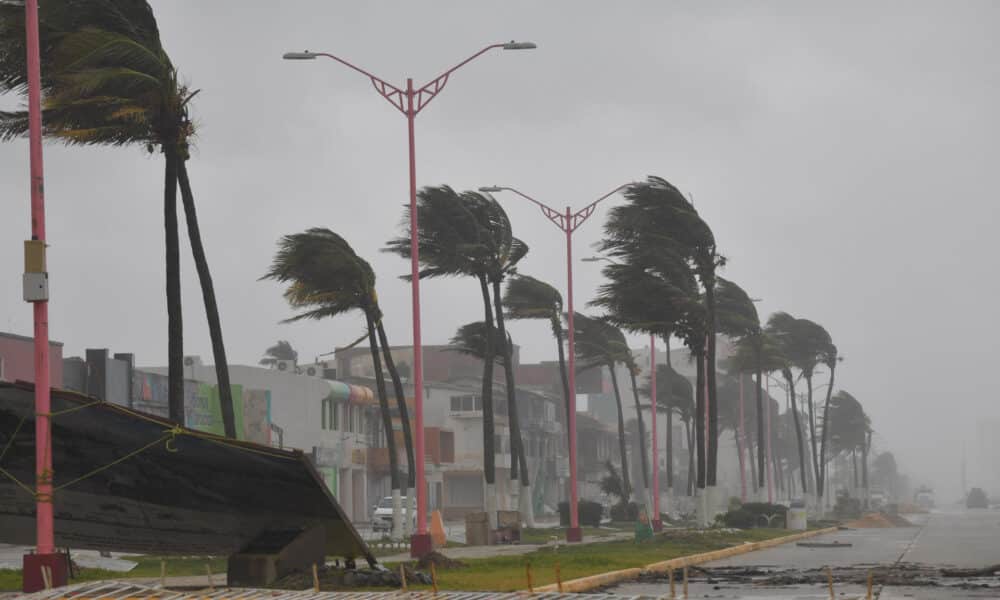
{"left": 440, "top": 431, "right": 455, "bottom": 463}
{"left": 450, "top": 394, "right": 482, "bottom": 412}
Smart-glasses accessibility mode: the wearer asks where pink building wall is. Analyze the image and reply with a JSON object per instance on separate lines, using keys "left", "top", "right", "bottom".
{"left": 0, "top": 332, "right": 63, "bottom": 387}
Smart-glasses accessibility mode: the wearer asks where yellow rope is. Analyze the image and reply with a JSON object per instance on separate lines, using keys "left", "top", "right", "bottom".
{"left": 51, "top": 432, "right": 172, "bottom": 493}
{"left": 0, "top": 415, "right": 27, "bottom": 464}
{"left": 37, "top": 399, "right": 104, "bottom": 418}
{"left": 0, "top": 465, "right": 36, "bottom": 496}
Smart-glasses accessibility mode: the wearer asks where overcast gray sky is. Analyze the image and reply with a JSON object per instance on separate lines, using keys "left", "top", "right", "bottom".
{"left": 2, "top": 1, "right": 998, "bottom": 496}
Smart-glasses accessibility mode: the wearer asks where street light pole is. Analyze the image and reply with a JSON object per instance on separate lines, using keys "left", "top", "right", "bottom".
{"left": 284, "top": 41, "right": 535, "bottom": 557}
{"left": 479, "top": 184, "right": 631, "bottom": 542}
{"left": 21, "top": 0, "right": 65, "bottom": 592}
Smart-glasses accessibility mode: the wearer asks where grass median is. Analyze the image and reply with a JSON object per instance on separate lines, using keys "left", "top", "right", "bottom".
{"left": 389, "top": 528, "right": 795, "bottom": 592}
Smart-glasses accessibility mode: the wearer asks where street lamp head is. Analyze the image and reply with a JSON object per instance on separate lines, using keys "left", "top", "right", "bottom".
{"left": 283, "top": 51, "right": 317, "bottom": 60}
{"left": 478, "top": 186, "right": 504, "bottom": 193}
{"left": 502, "top": 41, "right": 537, "bottom": 50}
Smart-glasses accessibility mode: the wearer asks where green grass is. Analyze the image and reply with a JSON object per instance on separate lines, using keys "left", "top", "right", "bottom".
{"left": 0, "top": 555, "right": 226, "bottom": 592}
{"left": 517, "top": 526, "right": 624, "bottom": 544}
{"left": 391, "top": 528, "right": 794, "bottom": 592}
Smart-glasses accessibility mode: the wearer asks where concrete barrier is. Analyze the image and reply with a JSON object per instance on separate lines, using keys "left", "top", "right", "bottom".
{"left": 533, "top": 526, "right": 839, "bottom": 593}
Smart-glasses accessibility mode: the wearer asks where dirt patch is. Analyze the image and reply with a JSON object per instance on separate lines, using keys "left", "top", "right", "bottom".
{"left": 416, "top": 551, "right": 467, "bottom": 570}
{"left": 846, "top": 512, "right": 913, "bottom": 528}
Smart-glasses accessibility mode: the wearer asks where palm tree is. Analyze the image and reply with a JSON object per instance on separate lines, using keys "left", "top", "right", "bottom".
{"left": 259, "top": 340, "right": 298, "bottom": 367}
{"left": 0, "top": 0, "right": 235, "bottom": 437}
{"left": 827, "top": 390, "right": 870, "bottom": 498}
{"left": 574, "top": 313, "right": 636, "bottom": 503}
{"left": 641, "top": 363, "right": 694, "bottom": 497}
{"left": 263, "top": 228, "right": 409, "bottom": 538}
{"left": 385, "top": 186, "right": 533, "bottom": 524}
{"left": 599, "top": 176, "right": 722, "bottom": 501}
{"left": 817, "top": 344, "right": 841, "bottom": 504}
{"left": 503, "top": 275, "right": 570, "bottom": 439}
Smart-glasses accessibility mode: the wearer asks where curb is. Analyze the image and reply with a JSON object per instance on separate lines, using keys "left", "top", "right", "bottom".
{"left": 533, "top": 526, "right": 839, "bottom": 593}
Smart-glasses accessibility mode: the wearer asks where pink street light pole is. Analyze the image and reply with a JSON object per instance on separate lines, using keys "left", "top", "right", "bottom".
{"left": 21, "top": 0, "right": 66, "bottom": 592}
{"left": 283, "top": 41, "right": 535, "bottom": 557}
{"left": 478, "top": 184, "right": 631, "bottom": 543}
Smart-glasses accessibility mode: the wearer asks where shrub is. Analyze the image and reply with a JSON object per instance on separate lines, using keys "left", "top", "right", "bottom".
{"left": 557, "top": 500, "right": 603, "bottom": 527}
{"left": 720, "top": 502, "right": 788, "bottom": 528}
{"left": 610, "top": 501, "right": 640, "bottom": 522}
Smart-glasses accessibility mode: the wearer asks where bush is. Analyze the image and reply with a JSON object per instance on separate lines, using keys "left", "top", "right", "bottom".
{"left": 834, "top": 492, "right": 862, "bottom": 519}
{"left": 609, "top": 501, "right": 640, "bottom": 522}
{"left": 557, "top": 500, "right": 603, "bottom": 527}
{"left": 720, "top": 502, "right": 788, "bottom": 528}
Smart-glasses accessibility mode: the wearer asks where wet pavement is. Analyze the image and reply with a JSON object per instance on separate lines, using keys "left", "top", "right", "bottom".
{"left": 611, "top": 508, "right": 1000, "bottom": 598}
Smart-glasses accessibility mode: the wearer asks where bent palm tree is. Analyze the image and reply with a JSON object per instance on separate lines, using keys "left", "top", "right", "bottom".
{"left": 503, "top": 275, "right": 571, "bottom": 442}
{"left": 260, "top": 340, "right": 298, "bottom": 367}
{"left": 263, "top": 228, "right": 409, "bottom": 538}
{"left": 0, "top": 0, "right": 234, "bottom": 436}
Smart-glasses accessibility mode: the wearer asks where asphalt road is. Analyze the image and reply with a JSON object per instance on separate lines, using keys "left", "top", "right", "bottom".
{"left": 612, "top": 507, "right": 1000, "bottom": 599}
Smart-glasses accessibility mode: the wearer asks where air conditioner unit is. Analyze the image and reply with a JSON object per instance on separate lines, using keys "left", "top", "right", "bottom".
{"left": 305, "top": 365, "right": 320, "bottom": 377}
{"left": 275, "top": 359, "right": 295, "bottom": 372}
{"left": 183, "top": 355, "right": 202, "bottom": 367}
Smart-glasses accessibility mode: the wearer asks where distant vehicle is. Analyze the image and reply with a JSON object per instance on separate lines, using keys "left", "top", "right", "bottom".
{"left": 967, "top": 487, "right": 989, "bottom": 509}
{"left": 915, "top": 486, "right": 935, "bottom": 509}
{"left": 371, "top": 496, "right": 416, "bottom": 533}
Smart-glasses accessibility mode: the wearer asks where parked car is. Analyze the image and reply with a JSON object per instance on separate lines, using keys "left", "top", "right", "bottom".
{"left": 371, "top": 496, "right": 416, "bottom": 533}
{"left": 967, "top": 487, "right": 989, "bottom": 509}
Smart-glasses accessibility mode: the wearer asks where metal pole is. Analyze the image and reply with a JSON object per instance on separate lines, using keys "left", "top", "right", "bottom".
{"left": 738, "top": 373, "right": 747, "bottom": 502}
{"left": 405, "top": 78, "right": 430, "bottom": 554}
{"left": 650, "top": 335, "right": 661, "bottom": 530}
{"left": 766, "top": 375, "right": 774, "bottom": 503}
{"left": 25, "top": 0, "right": 53, "bottom": 557}
{"left": 563, "top": 210, "right": 581, "bottom": 542}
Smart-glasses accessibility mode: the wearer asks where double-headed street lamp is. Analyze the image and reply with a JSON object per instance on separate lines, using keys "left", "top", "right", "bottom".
{"left": 479, "top": 184, "right": 632, "bottom": 542}
{"left": 284, "top": 41, "right": 535, "bottom": 557}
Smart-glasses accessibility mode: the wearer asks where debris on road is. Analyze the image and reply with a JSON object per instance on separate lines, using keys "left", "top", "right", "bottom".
{"left": 795, "top": 541, "right": 853, "bottom": 548}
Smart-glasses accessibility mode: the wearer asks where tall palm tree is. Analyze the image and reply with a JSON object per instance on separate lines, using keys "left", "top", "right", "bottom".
{"left": 574, "top": 313, "right": 636, "bottom": 503}
{"left": 503, "top": 275, "right": 571, "bottom": 440}
{"left": 599, "top": 176, "right": 722, "bottom": 498}
{"left": 263, "top": 228, "right": 409, "bottom": 538}
{"left": 827, "top": 390, "right": 870, "bottom": 497}
{"left": 641, "top": 363, "right": 693, "bottom": 497}
{"left": 0, "top": 0, "right": 235, "bottom": 436}
{"left": 817, "top": 344, "right": 841, "bottom": 503}
{"left": 386, "top": 186, "right": 532, "bottom": 524}
{"left": 259, "top": 340, "right": 298, "bottom": 367}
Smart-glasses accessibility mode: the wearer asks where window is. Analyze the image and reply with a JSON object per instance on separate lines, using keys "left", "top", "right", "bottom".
{"left": 450, "top": 394, "right": 482, "bottom": 412}
{"left": 440, "top": 431, "right": 455, "bottom": 463}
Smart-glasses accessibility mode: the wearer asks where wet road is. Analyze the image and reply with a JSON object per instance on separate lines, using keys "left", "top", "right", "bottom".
{"left": 611, "top": 508, "right": 1000, "bottom": 599}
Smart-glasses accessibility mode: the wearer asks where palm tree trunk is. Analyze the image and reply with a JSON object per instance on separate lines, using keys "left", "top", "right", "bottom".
{"left": 176, "top": 160, "right": 235, "bottom": 438}
{"left": 376, "top": 320, "right": 415, "bottom": 498}
{"left": 705, "top": 281, "right": 719, "bottom": 487}
{"left": 491, "top": 279, "right": 526, "bottom": 485}
{"left": 164, "top": 150, "right": 184, "bottom": 424}
{"left": 755, "top": 349, "right": 765, "bottom": 490}
{"left": 365, "top": 307, "right": 401, "bottom": 536}
{"left": 805, "top": 374, "right": 821, "bottom": 500}
{"left": 785, "top": 373, "right": 809, "bottom": 494}
{"left": 628, "top": 369, "right": 650, "bottom": 494}
{"left": 695, "top": 351, "right": 706, "bottom": 490}
{"left": 852, "top": 449, "right": 859, "bottom": 491}
{"left": 608, "top": 365, "right": 631, "bottom": 501}
{"left": 818, "top": 362, "right": 836, "bottom": 499}
{"left": 862, "top": 432, "right": 871, "bottom": 509}
{"left": 478, "top": 276, "right": 497, "bottom": 521}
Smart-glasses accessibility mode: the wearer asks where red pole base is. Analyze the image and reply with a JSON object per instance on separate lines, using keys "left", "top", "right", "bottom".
{"left": 565, "top": 526, "right": 583, "bottom": 543}
{"left": 410, "top": 533, "right": 433, "bottom": 558}
{"left": 652, "top": 519, "right": 664, "bottom": 532}
{"left": 22, "top": 552, "right": 68, "bottom": 593}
